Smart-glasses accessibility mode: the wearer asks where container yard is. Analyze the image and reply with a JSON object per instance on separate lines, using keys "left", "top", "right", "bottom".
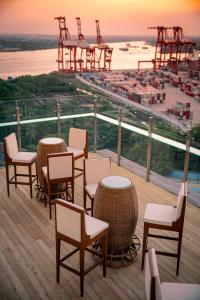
{"left": 82, "top": 67, "right": 200, "bottom": 127}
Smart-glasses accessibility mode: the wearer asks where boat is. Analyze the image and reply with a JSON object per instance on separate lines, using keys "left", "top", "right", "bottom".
{"left": 119, "top": 47, "right": 129, "bottom": 51}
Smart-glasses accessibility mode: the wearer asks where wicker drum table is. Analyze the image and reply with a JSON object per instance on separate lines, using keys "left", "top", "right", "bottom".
{"left": 36, "top": 137, "right": 67, "bottom": 190}
{"left": 94, "top": 175, "right": 139, "bottom": 267}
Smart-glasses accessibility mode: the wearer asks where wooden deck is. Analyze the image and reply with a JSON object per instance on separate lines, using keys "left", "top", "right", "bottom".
{"left": 0, "top": 152, "right": 200, "bottom": 300}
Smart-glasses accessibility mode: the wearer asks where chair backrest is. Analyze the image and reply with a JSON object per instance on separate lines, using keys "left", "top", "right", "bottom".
{"left": 47, "top": 152, "right": 74, "bottom": 180}
{"left": 55, "top": 199, "right": 85, "bottom": 243}
{"left": 4, "top": 133, "right": 18, "bottom": 160}
{"left": 176, "top": 181, "right": 187, "bottom": 221}
{"left": 68, "top": 127, "right": 87, "bottom": 150}
{"left": 84, "top": 157, "right": 111, "bottom": 185}
{"left": 145, "top": 248, "right": 162, "bottom": 300}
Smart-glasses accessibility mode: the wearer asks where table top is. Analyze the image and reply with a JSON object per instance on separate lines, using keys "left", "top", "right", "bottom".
{"left": 101, "top": 176, "right": 132, "bottom": 189}
{"left": 39, "top": 137, "right": 64, "bottom": 145}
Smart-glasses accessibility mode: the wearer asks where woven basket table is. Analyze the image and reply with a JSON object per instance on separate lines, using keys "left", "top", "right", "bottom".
{"left": 94, "top": 175, "right": 139, "bottom": 267}
{"left": 36, "top": 137, "right": 67, "bottom": 191}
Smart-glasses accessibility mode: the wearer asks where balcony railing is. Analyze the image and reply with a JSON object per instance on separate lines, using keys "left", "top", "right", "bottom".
{"left": 0, "top": 96, "right": 200, "bottom": 206}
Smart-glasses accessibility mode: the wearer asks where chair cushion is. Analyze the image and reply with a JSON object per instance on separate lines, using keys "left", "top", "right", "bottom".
{"left": 144, "top": 203, "right": 176, "bottom": 226}
{"left": 5, "top": 133, "right": 18, "bottom": 159}
{"left": 67, "top": 147, "right": 84, "bottom": 158}
{"left": 68, "top": 128, "right": 86, "bottom": 150}
{"left": 85, "top": 158, "right": 111, "bottom": 184}
{"left": 12, "top": 152, "right": 37, "bottom": 164}
{"left": 161, "top": 282, "right": 200, "bottom": 300}
{"left": 85, "top": 183, "right": 98, "bottom": 198}
{"left": 85, "top": 215, "right": 109, "bottom": 239}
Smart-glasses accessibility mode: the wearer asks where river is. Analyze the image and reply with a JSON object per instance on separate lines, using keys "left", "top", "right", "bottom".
{"left": 0, "top": 41, "right": 155, "bottom": 79}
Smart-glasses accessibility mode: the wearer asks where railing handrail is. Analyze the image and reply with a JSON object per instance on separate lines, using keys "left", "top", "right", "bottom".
{"left": 0, "top": 111, "right": 199, "bottom": 157}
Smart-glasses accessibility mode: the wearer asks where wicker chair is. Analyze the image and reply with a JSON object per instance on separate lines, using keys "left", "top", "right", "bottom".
{"left": 142, "top": 182, "right": 187, "bottom": 275}
{"left": 42, "top": 152, "right": 74, "bottom": 219}
{"left": 145, "top": 248, "right": 200, "bottom": 300}
{"left": 3, "top": 133, "right": 37, "bottom": 198}
{"left": 84, "top": 157, "right": 111, "bottom": 216}
{"left": 55, "top": 199, "right": 109, "bottom": 297}
{"left": 67, "top": 128, "right": 88, "bottom": 178}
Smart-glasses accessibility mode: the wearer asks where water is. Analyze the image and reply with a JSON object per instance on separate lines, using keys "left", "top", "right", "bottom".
{"left": 0, "top": 41, "right": 155, "bottom": 79}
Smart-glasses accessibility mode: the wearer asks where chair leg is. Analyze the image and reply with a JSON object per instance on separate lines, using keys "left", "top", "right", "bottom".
{"left": 102, "top": 233, "right": 108, "bottom": 277}
{"left": 176, "top": 230, "right": 183, "bottom": 276}
{"left": 5, "top": 164, "right": 10, "bottom": 197}
{"left": 14, "top": 165, "right": 17, "bottom": 188}
{"left": 84, "top": 190, "right": 87, "bottom": 211}
{"left": 48, "top": 185, "right": 52, "bottom": 219}
{"left": 80, "top": 248, "right": 85, "bottom": 297}
{"left": 91, "top": 198, "right": 94, "bottom": 217}
{"left": 71, "top": 180, "right": 74, "bottom": 204}
{"left": 141, "top": 223, "right": 149, "bottom": 270}
{"left": 28, "top": 164, "right": 33, "bottom": 198}
{"left": 56, "top": 238, "right": 61, "bottom": 283}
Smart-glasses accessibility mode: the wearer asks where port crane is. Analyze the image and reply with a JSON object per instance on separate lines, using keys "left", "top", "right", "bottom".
{"left": 94, "top": 20, "right": 113, "bottom": 71}
{"left": 54, "top": 16, "right": 77, "bottom": 72}
{"left": 75, "top": 17, "right": 95, "bottom": 72}
{"left": 138, "top": 26, "right": 196, "bottom": 72}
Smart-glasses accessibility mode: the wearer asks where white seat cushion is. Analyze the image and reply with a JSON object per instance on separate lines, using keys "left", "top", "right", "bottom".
{"left": 85, "top": 183, "right": 98, "bottom": 198}
{"left": 144, "top": 203, "right": 176, "bottom": 226}
{"left": 67, "top": 146, "right": 84, "bottom": 158}
{"left": 85, "top": 215, "right": 109, "bottom": 239}
{"left": 161, "top": 282, "right": 200, "bottom": 300}
{"left": 42, "top": 166, "right": 47, "bottom": 178}
{"left": 12, "top": 152, "right": 37, "bottom": 164}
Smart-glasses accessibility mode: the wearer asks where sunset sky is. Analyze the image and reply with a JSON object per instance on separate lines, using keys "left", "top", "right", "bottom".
{"left": 0, "top": 0, "right": 200, "bottom": 36}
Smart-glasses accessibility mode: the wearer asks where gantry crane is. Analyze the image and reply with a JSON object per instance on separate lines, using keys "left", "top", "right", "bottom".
{"left": 55, "top": 17, "right": 113, "bottom": 73}
{"left": 138, "top": 26, "right": 196, "bottom": 71}
{"left": 54, "top": 16, "right": 77, "bottom": 72}
{"left": 152, "top": 26, "right": 195, "bottom": 70}
{"left": 75, "top": 17, "right": 95, "bottom": 71}
{"left": 94, "top": 20, "right": 113, "bottom": 71}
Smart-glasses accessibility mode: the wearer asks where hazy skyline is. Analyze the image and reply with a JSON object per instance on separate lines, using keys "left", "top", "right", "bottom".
{"left": 0, "top": 0, "right": 200, "bottom": 37}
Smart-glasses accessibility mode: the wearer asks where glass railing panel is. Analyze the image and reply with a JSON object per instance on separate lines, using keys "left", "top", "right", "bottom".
{"left": 122, "top": 106, "right": 149, "bottom": 130}
{"left": 18, "top": 98, "right": 57, "bottom": 121}
{"left": 187, "top": 152, "right": 200, "bottom": 205}
{"left": 151, "top": 139, "right": 184, "bottom": 179}
{"left": 96, "top": 118, "right": 118, "bottom": 153}
{"left": 121, "top": 128, "right": 148, "bottom": 168}
{"left": 151, "top": 114, "right": 187, "bottom": 144}
{"left": 0, "top": 100, "right": 17, "bottom": 123}
{"left": 96, "top": 96, "right": 119, "bottom": 119}
{"left": 21, "top": 120, "right": 57, "bottom": 152}
{"left": 60, "top": 95, "right": 94, "bottom": 116}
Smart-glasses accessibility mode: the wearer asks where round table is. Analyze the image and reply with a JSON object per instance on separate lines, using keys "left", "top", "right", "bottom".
{"left": 94, "top": 175, "right": 139, "bottom": 267}
{"left": 36, "top": 137, "right": 67, "bottom": 190}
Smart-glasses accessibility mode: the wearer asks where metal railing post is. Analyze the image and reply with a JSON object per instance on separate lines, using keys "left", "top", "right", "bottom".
{"left": 117, "top": 108, "right": 122, "bottom": 166}
{"left": 183, "top": 126, "right": 192, "bottom": 182}
{"left": 146, "top": 116, "right": 153, "bottom": 182}
{"left": 93, "top": 100, "right": 97, "bottom": 153}
{"left": 56, "top": 99, "right": 61, "bottom": 138}
{"left": 16, "top": 106, "right": 22, "bottom": 151}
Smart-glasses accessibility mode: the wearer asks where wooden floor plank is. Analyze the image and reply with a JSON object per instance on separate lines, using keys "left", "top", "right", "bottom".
{"left": 0, "top": 153, "right": 200, "bottom": 299}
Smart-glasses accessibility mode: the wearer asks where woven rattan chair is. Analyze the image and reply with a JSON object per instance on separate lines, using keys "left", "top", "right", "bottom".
{"left": 3, "top": 132, "right": 37, "bottom": 198}
{"left": 55, "top": 199, "right": 109, "bottom": 297}
{"left": 67, "top": 127, "right": 88, "bottom": 178}
{"left": 42, "top": 152, "right": 74, "bottom": 219}
{"left": 142, "top": 182, "right": 187, "bottom": 275}
{"left": 145, "top": 248, "right": 200, "bottom": 300}
{"left": 84, "top": 157, "right": 111, "bottom": 216}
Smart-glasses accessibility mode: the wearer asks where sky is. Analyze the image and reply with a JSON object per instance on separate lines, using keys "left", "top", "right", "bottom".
{"left": 0, "top": 0, "right": 200, "bottom": 36}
